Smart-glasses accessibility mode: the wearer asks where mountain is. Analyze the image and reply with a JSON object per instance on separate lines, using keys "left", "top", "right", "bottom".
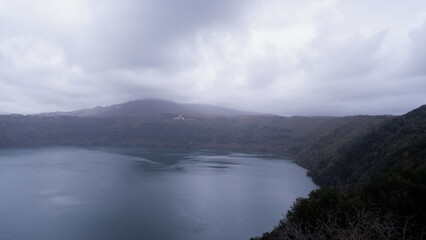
{"left": 4, "top": 100, "right": 425, "bottom": 238}
{"left": 307, "top": 104, "right": 426, "bottom": 190}
{"left": 254, "top": 104, "right": 426, "bottom": 240}
{"left": 0, "top": 99, "right": 389, "bottom": 153}
{"left": 0, "top": 112, "right": 387, "bottom": 153}
{"left": 181, "top": 103, "right": 262, "bottom": 116}
{"left": 38, "top": 99, "right": 260, "bottom": 117}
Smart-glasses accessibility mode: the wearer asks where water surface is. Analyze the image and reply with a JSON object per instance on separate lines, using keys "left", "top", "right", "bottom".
{"left": 0, "top": 147, "right": 316, "bottom": 240}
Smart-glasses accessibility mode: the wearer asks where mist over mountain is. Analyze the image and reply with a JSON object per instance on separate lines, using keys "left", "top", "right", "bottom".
{"left": 37, "top": 99, "right": 262, "bottom": 118}
{"left": 1, "top": 98, "right": 391, "bottom": 151}
{"left": 1, "top": 0, "right": 425, "bottom": 239}
{"left": 1, "top": 98, "right": 425, "bottom": 239}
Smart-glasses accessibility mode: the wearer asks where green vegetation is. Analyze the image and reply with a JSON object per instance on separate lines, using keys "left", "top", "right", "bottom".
{"left": 253, "top": 188, "right": 423, "bottom": 240}
{"left": 0, "top": 114, "right": 386, "bottom": 152}
{"left": 253, "top": 105, "right": 426, "bottom": 240}
{"left": 1, "top": 102, "right": 425, "bottom": 239}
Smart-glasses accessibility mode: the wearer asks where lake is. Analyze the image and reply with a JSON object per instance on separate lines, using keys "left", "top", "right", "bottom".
{"left": 0, "top": 146, "right": 316, "bottom": 240}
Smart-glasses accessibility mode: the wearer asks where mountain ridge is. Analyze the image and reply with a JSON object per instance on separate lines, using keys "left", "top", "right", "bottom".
{"left": 3, "top": 100, "right": 425, "bottom": 238}
{"left": 254, "top": 104, "right": 426, "bottom": 240}
{"left": 36, "top": 99, "right": 263, "bottom": 118}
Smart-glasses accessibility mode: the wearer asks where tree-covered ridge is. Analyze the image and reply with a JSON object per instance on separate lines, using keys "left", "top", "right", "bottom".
{"left": 0, "top": 113, "right": 386, "bottom": 153}
{"left": 309, "top": 105, "right": 426, "bottom": 190}
{"left": 254, "top": 105, "right": 426, "bottom": 240}
{"left": 2, "top": 102, "right": 425, "bottom": 239}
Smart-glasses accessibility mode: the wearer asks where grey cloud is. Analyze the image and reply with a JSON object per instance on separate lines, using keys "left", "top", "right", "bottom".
{"left": 65, "top": 0, "right": 254, "bottom": 70}
{"left": 403, "top": 22, "right": 426, "bottom": 77}
{"left": 0, "top": 0, "right": 425, "bottom": 115}
{"left": 301, "top": 33, "right": 385, "bottom": 80}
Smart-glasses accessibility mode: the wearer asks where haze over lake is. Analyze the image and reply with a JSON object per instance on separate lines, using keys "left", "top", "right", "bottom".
{"left": 0, "top": 147, "right": 316, "bottom": 240}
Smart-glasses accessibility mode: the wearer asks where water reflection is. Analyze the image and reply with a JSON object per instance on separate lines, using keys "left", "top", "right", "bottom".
{"left": 0, "top": 146, "right": 317, "bottom": 240}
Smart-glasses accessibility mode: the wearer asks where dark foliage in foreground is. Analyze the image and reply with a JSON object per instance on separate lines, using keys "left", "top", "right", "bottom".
{"left": 253, "top": 105, "right": 426, "bottom": 240}
{"left": 253, "top": 189, "right": 425, "bottom": 240}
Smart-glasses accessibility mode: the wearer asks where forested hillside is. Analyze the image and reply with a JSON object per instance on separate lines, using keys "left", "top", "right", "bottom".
{"left": 0, "top": 113, "right": 386, "bottom": 153}
{"left": 254, "top": 105, "right": 426, "bottom": 240}
{"left": 310, "top": 105, "right": 426, "bottom": 190}
{"left": 2, "top": 101, "right": 425, "bottom": 239}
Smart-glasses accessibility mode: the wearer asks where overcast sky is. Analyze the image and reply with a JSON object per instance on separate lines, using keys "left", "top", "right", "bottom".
{"left": 0, "top": 0, "right": 425, "bottom": 115}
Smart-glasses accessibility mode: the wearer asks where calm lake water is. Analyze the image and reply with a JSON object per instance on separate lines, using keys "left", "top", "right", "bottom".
{"left": 0, "top": 147, "right": 316, "bottom": 240}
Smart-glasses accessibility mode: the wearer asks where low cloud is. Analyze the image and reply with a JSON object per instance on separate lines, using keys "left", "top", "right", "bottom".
{"left": 0, "top": 0, "right": 425, "bottom": 115}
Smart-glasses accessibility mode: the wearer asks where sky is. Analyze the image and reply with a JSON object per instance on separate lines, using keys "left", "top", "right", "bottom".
{"left": 0, "top": 0, "right": 425, "bottom": 116}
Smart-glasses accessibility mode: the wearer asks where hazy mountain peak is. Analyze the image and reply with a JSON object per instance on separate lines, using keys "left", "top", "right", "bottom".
{"left": 37, "top": 99, "right": 261, "bottom": 117}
